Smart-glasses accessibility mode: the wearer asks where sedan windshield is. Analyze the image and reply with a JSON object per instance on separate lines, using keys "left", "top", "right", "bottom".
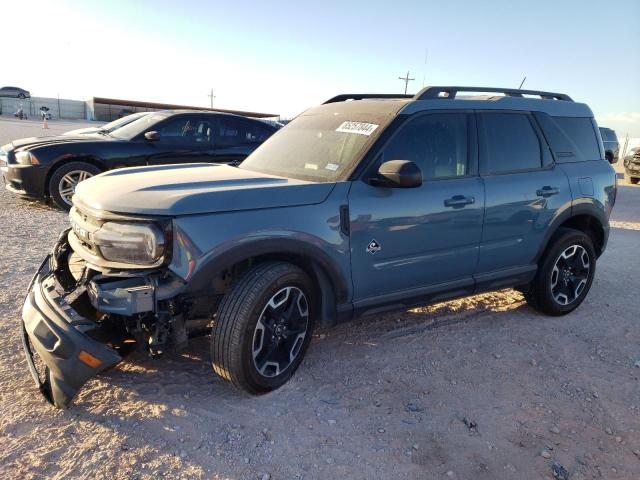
{"left": 109, "top": 113, "right": 170, "bottom": 140}
{"left": 101, "top": 112, "right": 149, "bottom": 133}
{"left": 239, "top": 113, "right": 392, "bottom": 182}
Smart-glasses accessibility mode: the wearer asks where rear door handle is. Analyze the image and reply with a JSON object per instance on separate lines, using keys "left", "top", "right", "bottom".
{"left": 536, "top": 186, "right": 560, "bottom": 197}
{"left": 444, "top": 195, "right": 475, "bottom": 208}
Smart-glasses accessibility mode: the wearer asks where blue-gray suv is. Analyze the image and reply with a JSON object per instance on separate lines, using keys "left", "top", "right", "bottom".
{"left": 21, "top": 86, "right": 617, "bottom": 408}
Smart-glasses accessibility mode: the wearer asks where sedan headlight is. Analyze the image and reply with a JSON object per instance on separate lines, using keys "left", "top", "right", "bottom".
{"left": 92, "top": 222, "right": 166, "bottom": 265}
{"left": 15, "top": 151, "right": 39, "bottom": 165}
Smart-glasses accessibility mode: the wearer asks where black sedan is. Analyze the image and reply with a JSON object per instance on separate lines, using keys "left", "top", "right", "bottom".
{"left": 0, "top": 110, "right": 278, "bottom": 209}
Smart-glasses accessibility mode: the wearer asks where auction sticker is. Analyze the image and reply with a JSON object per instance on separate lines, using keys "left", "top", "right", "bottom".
{"left": 336, "top": 121, "right": 379, "bottom": 136}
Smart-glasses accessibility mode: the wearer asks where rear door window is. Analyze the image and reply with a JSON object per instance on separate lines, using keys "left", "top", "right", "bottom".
{"left": 554, "top": 117, "right": 601, "bottom": 160}
{"left": 216, "top": 118, "right": 274, "bottom": 147}
{"left": 478, "top": 113, "right": 542, "bottom": 174}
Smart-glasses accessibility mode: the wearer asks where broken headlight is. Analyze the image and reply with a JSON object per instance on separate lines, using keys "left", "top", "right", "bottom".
{"left": 93, "top": 222, "right": 165, "bottom": 265}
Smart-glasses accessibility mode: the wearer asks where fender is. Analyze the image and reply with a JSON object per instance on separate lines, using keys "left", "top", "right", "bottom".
{"left": 174, "top": 235, "right": 351, "bottom": 306}
{"left": 534, "top": 199, "right": 608, "bottom": 263}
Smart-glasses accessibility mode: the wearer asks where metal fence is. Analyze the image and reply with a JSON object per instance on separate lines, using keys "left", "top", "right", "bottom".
{"left": 0, "top": 96, "right": 86, "bottom": 120}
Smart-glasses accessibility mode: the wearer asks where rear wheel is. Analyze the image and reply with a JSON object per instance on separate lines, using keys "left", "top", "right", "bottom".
{"left": 525, "top": 228, "right": 596, "bottom": 316}
{"left": 211, "top": 262, "right": 315, "bottom": 394}
{"left": 48, "top": 161, "right": 101, "bottom": 210}
{"left": 629, "top": 176, "right": 639, "bottom": 185}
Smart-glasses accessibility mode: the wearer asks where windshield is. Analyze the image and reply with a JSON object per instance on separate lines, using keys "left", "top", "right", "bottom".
{"left": 239, "top": 113, "right": 391, "bottom": 182}
{"left": 102, "top": 112, "right": 148, "bottom": 133}
{"left": 109, "top": 112, "right": 170, "bottom": 139}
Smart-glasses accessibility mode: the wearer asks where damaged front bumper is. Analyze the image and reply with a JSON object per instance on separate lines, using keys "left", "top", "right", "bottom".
{"left": 21, "top": 254, "right": 122, "bottom": 409}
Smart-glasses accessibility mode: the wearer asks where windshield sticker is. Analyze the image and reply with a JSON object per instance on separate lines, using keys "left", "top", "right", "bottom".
{"left": 336, "top": 121, "right": 379, "bottom": 136}
{"left": 325, "top": 163, "right": 339, "bottom": 171}
{"left": 304, "top": 163, "right": 318, "bottom": 170}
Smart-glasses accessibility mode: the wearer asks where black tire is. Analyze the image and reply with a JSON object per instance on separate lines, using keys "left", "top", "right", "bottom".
{"left": 629, "top": 177, "right": 639, "bottom": 185}
{"left": 17, "top": 93, "right": 26, "bottom": 99}
{"left": 48, "top": 161, "right": 101, "bottom": 211}
{"left": 525, "top": 228, "right": 596, "bottom": 316}
{"left": 211, "top": 262, "right": 316, "bottom": 394}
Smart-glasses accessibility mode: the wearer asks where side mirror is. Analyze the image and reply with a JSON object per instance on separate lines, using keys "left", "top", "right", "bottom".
{"left": 371, "top": 160, "right": 422, "bottom": 188}
{"left": 144, "top": 131, "right": 160, "bottom": 141}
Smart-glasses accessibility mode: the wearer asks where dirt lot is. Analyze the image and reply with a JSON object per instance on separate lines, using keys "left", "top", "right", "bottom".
{"left": 0, "top": 118, "right": 639, "bottom": 479}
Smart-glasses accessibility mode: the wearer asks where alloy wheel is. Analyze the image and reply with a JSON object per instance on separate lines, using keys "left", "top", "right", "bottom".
{"left": 58, "top": 170, "right": 94, "bottom": 206}
{"left": 252, "top": 286, "right": 309, "bottom": 378}
{"left": 550, "top": 244, "right": 590, "bottom": 306}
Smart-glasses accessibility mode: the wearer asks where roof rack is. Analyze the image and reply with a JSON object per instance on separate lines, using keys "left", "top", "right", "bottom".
{"left": 414, "top": 86, "right": 573, "bottom": 101}
{"left": 323, "top": 93, "right": 413, "bottom": 104}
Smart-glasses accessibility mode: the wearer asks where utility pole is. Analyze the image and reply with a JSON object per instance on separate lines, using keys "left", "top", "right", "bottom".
{"left": 208, "top": 89, "right": 216, "bottom": 109}
{"left": 398, "top": 71, "right": 415, "bottom": 95}
{"left": 518, "top": 76, "right": 527, "bottom": 89}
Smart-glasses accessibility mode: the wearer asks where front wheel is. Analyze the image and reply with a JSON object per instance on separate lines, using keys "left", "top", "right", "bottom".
{"left": 48, "top": 161, "right": 101, "bottom": 210}
{"left": 211, "top": 262, "right": 316, "bottom": 394}
{"left": 629, "top": 176, "right": 639, "bottom": 185}
{"left": 525, "top": 228, "right": 596, "bottom": 316}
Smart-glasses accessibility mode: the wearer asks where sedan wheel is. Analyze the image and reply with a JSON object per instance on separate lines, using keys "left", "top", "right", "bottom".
{"left": 49, "top": 161, "right": 101, "bottom": 211}
{"left": 58, "top": 170, "right": 94, "bottom": 207}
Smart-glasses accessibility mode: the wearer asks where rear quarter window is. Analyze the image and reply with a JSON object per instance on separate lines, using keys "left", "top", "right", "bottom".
{"left": 554, "top": 117, "right": 601, "bottom": 160}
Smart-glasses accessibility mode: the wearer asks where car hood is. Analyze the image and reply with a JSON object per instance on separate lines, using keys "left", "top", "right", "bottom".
{"left": 73, "top": 163, "right": 336, "bottom": 216}
{"left": 63, "top": 127, "right": 101, "bottom": 136}
{"left": 9, "top": 134, "right": 109, "bottom": 151}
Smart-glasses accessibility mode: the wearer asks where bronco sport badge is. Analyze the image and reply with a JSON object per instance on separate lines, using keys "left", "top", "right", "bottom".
{"left": 366, "top": 239, "right": 382, "bottom": 254}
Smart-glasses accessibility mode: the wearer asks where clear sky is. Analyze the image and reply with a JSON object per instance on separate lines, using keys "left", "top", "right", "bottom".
{"left": 2, "top": 0, "right": 640, "bottom": 135}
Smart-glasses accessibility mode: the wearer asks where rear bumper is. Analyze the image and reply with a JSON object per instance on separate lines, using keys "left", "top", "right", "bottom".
{"left": 21, "top": 255, "right": 121, "bottom": 409}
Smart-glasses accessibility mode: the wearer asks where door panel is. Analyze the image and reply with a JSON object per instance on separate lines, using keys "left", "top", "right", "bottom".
{"left": 478, "top": 168, "right": 571, "bottom": 273}
{"left": 476, "top": 111, "right": 572, "bottom": 273}
{"left": 349, "top": 177, "right": 485, "bottom": 302}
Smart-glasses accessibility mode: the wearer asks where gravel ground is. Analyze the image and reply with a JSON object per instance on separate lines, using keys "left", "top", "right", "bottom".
{"left": 1, "top": 118, "right": 639, "bottom": 480}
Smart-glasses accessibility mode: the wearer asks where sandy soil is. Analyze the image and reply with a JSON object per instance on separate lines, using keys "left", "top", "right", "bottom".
{"left": 1, "top": 119, "right": 639, "bottom": 479}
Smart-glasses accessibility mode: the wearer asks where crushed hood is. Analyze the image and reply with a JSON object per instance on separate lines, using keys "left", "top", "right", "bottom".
{"left": 73, "top": 163, "right": 336, "bottom": 216}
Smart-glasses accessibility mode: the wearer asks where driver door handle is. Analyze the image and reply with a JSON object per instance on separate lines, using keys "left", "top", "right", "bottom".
{"left": 444, "top": 195, "right": 475, "bottom": 208}
{"left": 536, "top": 186, "right": 560, "bottom": 197}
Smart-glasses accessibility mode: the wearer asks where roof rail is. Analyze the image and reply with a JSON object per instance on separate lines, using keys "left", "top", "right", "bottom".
{"left": 414, "top": 86, "right": 573, "bottom": 102}
{"left": 323, "top": 93, "right": 413, "bottom": 104}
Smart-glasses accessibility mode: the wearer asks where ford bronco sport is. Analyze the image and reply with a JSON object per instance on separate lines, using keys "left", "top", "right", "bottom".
{"left": 21, "top": 86, "right": 616, "bottom": 408}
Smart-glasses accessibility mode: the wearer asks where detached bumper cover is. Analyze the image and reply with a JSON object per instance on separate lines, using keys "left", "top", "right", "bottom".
{"left": 21, "top": 256, "right": 121, "bottom": 408}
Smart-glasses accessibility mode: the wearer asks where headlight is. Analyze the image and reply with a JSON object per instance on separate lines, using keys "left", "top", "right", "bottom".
{"left": 15, "top": 151, "right": 39, "bottom": 165}
{"left": 92, "top": 222, "right": 165, "bottom": 265}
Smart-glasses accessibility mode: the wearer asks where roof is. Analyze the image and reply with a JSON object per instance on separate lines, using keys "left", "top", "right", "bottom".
{"left": 90, "top": 97, "right": 278, "bottom": 118}
{"left": 322, "top": 86, "right": 594, "bottom": 118}
{"left": 302, "top": 96, "right": 412, "bottom": 118}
